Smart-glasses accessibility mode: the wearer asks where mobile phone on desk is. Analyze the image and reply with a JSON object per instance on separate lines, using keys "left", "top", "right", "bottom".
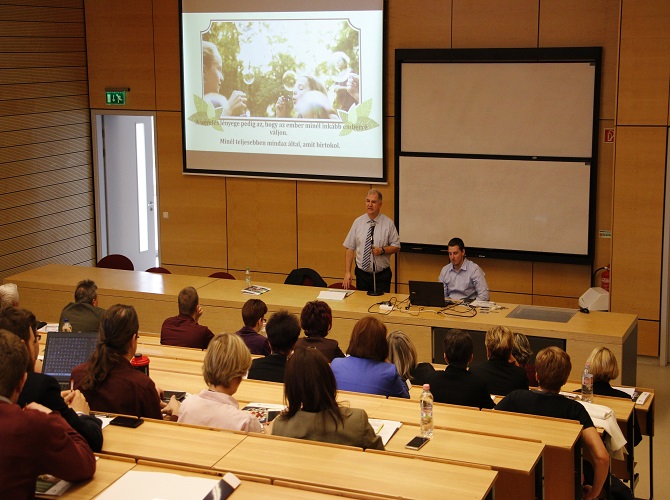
{"left": 405, "top": 436, "right": 430, "bottom": 450}
{"left": 109, "top": 416, "right": 144, "bottom": 428}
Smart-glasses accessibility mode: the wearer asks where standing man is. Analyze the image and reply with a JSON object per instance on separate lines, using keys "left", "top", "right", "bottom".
{"left": 161, "top": 286, "right": 214, "bottom": 349}
{"left": 343, "top": 189, "right": 400, "bottom": 292}
{"left": 59, "top": 279, "right": 106, "bottom": 332}
{"left": 438, "top": 237, "right": 489, "bottom": 301}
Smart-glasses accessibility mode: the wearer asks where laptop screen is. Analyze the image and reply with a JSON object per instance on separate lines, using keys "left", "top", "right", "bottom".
{"left": 42, "top": 332, "right": 98, "bottom": 383}
{"left": 408, "top": 281, "right": 446, "bottom": 307}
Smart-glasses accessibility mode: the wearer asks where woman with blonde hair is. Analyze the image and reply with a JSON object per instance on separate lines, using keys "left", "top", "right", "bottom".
{"left": 587, "top": 347, "right": 641, "bottom": 446}
{"left": 387, "top": 330, "right": 434, "bottom": 388}
{"left": 511, "top": 332, "right": 537, "bottom": 387}
{"left": 176, "top": 333, "right": 262, "bottom": 432}
{"left": 471, "top": 325, "right": 528, "bottom": 396}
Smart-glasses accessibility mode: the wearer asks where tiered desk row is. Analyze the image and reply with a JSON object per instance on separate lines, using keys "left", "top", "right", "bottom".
{"left": 11, "top": 265, "right": 650, "bottom": 499}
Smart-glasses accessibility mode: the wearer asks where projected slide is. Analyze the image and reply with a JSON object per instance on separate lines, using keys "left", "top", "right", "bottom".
{"left": 181, "top": 0, "right": 384, "bottom": 181}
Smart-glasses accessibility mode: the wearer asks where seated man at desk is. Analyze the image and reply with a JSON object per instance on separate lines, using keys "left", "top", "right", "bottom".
{"left": 161, "top": 286, "right": 214, "bottom": 349}
{"left": 59, "top": 279, "right": 106, "bottom": 332}
{"left": 426, "top": 329, "right": 494, "bottom": 409}
{"left": 495, "top": 347, "right": 610, "bottom": 500}
{"left": 438, "top": 237, "right": 489, "bottom": 301}
{"left": 247, "top": 310, "right": 300, "bottom": 383}
{"left": 0, "top": 330, "right": 96, "bottom": 498}
{"left": 234, "top": 299, "right": 271, "bottom": 355}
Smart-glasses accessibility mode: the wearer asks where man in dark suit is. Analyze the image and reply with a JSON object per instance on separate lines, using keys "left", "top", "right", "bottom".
{"left": 247, "top": 310, "right": 300, "bottom": 383}
{"left": 58, "top": 279, "right": 106, "bottom": 332}
{"left": 0, "top": 329, "right": 96, "bottom": 498}
{"left": 471, "top": 325, "right": 529, "bottom": 396}
{"left": 426, "top": 329, "right": 494, "bottom": 409}
{"left": 0, "top": 307, "right": 103, "bottom": 451}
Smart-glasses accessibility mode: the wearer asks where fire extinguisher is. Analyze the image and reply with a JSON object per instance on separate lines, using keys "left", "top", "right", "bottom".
{"left": 593, "top": 266, "right": 610, "bottom": 291}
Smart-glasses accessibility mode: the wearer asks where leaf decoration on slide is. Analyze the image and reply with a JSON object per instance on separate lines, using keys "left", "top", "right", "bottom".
{"left": 188, "top": 94, "right": 224, "bottom": 131}
{"left": 338, "top": 99, "right": 378, "bottom": 136}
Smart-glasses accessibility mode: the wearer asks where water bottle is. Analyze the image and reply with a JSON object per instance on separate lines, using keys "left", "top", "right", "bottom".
{"left": 581, "top": 361, "right": 594, "bottom": 403}
{"left": 245, "top": 267, "right": 252, "bottom": 287}
{"left": 420, "top": 383, "right": 434, "bottom": 438}
{"left": 62, "top": 319, "right": 72, "bottom": 332}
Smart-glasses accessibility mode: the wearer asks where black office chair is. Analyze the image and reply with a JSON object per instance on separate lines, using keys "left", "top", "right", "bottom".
{"left": 284, "top": 268, "right": 327, "bottom": 287}
{"left": 97, "top": 254, "right": 134, "bottom": 271}
{"left": 209, "top": 272, "right": 235, "bottom": 279}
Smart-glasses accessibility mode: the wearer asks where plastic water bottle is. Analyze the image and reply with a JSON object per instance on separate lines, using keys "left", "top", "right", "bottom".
{"left": 62, "top": 319, "right": 72, "bottom": 332}
{"left": 245, "top": 267, "right": 251, "bottom": 287}
{"left": 420, "top": 383, "right": 434, "bottom": 438}
{"left": 581, "top": 361, "right": 594, "bottom": 403}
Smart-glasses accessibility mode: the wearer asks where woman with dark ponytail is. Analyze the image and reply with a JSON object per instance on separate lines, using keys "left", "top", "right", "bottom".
{"left": 71, "top": 304, "right": 162, "bottom": 419}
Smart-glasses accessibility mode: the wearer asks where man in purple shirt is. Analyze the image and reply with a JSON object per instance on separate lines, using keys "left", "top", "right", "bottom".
{"left": 161, "top": 287, "right": 214, "bottom": 349}
{"left": 235, "top": 299, "right": 271, "bottom": 355}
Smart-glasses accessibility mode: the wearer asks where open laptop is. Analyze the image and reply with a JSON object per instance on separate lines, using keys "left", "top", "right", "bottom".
{"left": 408, "top": 281, "right": 447, "bottom": 307}
{"left": 42, "top": 332, "right": 99, "bottom": 389}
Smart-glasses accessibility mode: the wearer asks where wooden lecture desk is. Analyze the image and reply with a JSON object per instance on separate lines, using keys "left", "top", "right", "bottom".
{"left": 213, "top": 434, "right": 497, "bottom": 499}
{"left": 7, "top": 263, "right": 637, "bottom": 383}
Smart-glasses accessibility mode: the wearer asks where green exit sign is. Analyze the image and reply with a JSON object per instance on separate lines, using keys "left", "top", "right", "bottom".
{"left": 106, "top": 91, "right": 126, "bottom": 105}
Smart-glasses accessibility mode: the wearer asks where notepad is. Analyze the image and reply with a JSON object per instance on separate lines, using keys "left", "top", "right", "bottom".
{"left": 369, "top": 418, "right": 402, "bottom": 445}
{"left": 317, "top": 289, "right": 354, "bottom": 300}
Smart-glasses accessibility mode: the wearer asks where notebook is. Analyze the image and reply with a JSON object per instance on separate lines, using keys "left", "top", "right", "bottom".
{"left": 42, "top": 332, "right": 99, "bottom": 389}
{"left": 408, "top": 281, "right": 446, "bottom": 307}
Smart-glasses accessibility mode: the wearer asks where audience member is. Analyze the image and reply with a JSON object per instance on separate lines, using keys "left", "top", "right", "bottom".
{"left": 175, "top": 333, "right": 262, "bottom": 432}
{"left": 471, "top": 326, "right": 528, "bottom": 395}
{"left": 72, "top": 304, "right": 163, "bottom": 419}
{"left": 234, "top": 298, "right": 271, "bottom": 355}
{"left": 0, "top": 330, "right": 96, "bottom": 498}
{"left": 0, "top": 282, "right": 19, "bottom": 311}
{"left": 273, "top": 348, "right": 383, "bottom": 449}
{"left": 0, "top": 307, "right": 103, "bottom": 451}
{"left": 331, "top": 316, "right": 409, "bottom": 398}
{"left": 512, "top": 332, "right": 537, "bottom": 387}
{"left": 426, "top": 329, "right": 494, "bottom": 409}
{"left": 59, "top": 279, "right": 106, "bottom": 332}
{"left": 387, "top": 330, "right": 434, "bottom": 387}
{"left": 588, "top": 346, "right": 641, "bottom": 446}
{"left": 247, "top": 310, "right": 300, "bottom": 383}
{"left": 294, "top": 300, "right": 344, "bottom": 361}
{"left": 495, "top": 347, "right": 610, "bottom": 500}
{"left": 161, "top": 286, "right": 214, "bottom": 349}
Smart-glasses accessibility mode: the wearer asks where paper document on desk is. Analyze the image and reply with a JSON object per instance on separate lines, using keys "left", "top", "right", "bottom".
{"left": 94, "top": 470, "right": 224, "bottom": 499}
{"left": 369, "top": 418, "right": 402, "bottom": 445}
{"left": 318, "top": 289, "right": 354, "bottom": 300}
{"left": 35, "top": 475, "right": 72, "bottom": 496}
{"left": 242, "top": 285, "right": 271, "bottom": 295}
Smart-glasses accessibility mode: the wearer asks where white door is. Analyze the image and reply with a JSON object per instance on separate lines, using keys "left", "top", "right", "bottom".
{"left": 94, "top": 114, "right": 158, "bottom": 271}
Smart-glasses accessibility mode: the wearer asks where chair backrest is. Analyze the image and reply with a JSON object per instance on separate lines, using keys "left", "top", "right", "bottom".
{"left": 328, "top": 282, "right": 357, "bottom": 290}
{"left": 284, "top": 268, "right": 327, "bottom": 287}
{"left": 96, "top": 254, "right": 134, "bottom": 271}
{"left": 145, "top": 267, "right": 171, "bottom": 274}
{"left": 209, "top": 272, "right": 235, "bottom": 279}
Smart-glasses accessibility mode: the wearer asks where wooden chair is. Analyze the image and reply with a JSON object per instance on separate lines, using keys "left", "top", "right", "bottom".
{"left": 96, "top": 254, "right": 134, "bottom": 271}
{"left": 209, "top": 272, "right": 235, "bottom": 279}
{"left": 145, "top": 266, "right": 171, "bottom": 274}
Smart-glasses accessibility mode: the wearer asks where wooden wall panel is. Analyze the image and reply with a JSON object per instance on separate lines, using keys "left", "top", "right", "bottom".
{"left": 611, "top": 126, "right": 666, "bottom": 320}
{"left": 593, "top": 121, "right": 615, "bottom": 271}
{"left": 533, "top": 263, "right": 591, "bottom": 298}
{"left": 153, "top": 0, "right": 181, "bottom": 111}
{"left": 296, "top": 182, "right": 369, "bottom": 282}
{"left": 0, "top": 1, "right": 94, "bottom": 282}
{"left": 638, "top": 319, "right": 659, "bottom": 356}
{"left": 538, "top": 0, "right": 620, "bottom": 120}
{"left": 227, "top": 178, "right": 297, "bottom": 274}
{"left": 452, "top": 0, "right": 539, "bottom": 48}
{"left": 386, "top": 0, "right": 452, "bottom": 113}
{"left": 155, "top": 111, "right": 228, "bottom": 269}
{"left": 84, "top": 0, "right": 156, "bottom": 110}
{"left": 617, "top": 0, "right": 670, "bottom": 125}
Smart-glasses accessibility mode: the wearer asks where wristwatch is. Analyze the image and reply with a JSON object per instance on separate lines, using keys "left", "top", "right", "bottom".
{"left": 381, "top": 246, "right": 386, "bottom": 255}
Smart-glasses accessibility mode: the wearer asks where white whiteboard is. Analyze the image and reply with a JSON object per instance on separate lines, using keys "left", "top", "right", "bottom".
{"left": 401, "top": 62, "right": 596, "bottom": 158}
{"left": 398, "top": 156, "right": 591, "bottom": 255}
